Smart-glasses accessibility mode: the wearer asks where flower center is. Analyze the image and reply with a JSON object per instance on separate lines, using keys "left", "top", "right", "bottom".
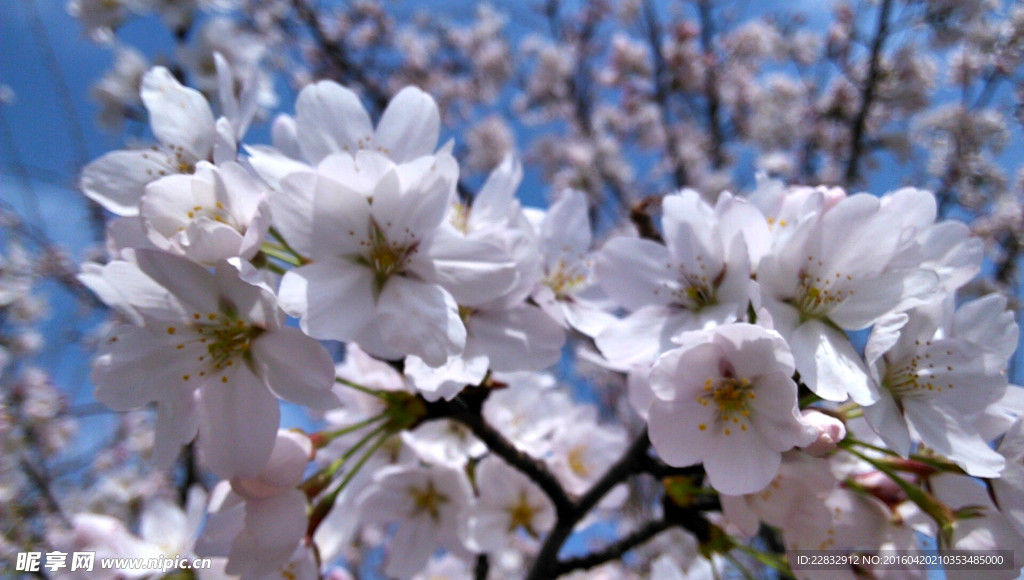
{"left": 696, "top": 376, "right": 756, "bottom": 435}
{"left": 882, "top": 342, "right": 954, "bottom": 399}
{"left": 408, "top": 480, "right": 449, "bottom": 522}
{"left": 506, "top": 490, "right": 542, "bottom": 536}
{"left": 655, "top": 257, "right": 723, "bottom": 310}
{"left": 793, "top": 256, "right": 854, "bottom": 320}
{"left": 544, "top": 259, "right": 588, "bottom": 298}
{"left": 567, "top": 445, "right": 590, "bottom": 477}
{"left": 361, "top": 220, "right": 418, "bottom": 291}
{"left": 169, "top": 310, "right": 262, "bottom": 384}
{"left": 449, "top": 202, "right": 471, "bottom": 233}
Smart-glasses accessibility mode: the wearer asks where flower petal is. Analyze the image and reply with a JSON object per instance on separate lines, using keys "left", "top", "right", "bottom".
{"left": 251, "top": 327, "right": 339, "bottom": 409}
{"left": 373, "top": 86, "right": 440, "bottom": 163}
{"left": 198, "top": 366, "right": 279, "bottom": 479}
{"left": 295, "top": 81, "right": 373, "bottom": 164}
{"left": 377, "top": 276, "right": 465, "bottom": 366}
{"left": 141, "top": 67, "right": 215, "bottom": 160}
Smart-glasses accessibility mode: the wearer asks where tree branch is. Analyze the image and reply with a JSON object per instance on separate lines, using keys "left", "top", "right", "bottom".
{"left": 697, "top": 0, "right": 727, "bottom": 171}
{"left": 290, "top": 0, "right": 389, "bottom": 113}
{"left": 554, "top": 518, "right": 674, "bottom": 576}
{"left": 427, "top": 397, "right": 574, "bottom": 518}
{"left": 526, "top": 428, "right": 652, "bottom": 580}
{"left": 844, "top": 0, "right": 893, "bottom": 185}
{"left": 643, "top": 0, "right": 689, "bottom": 188}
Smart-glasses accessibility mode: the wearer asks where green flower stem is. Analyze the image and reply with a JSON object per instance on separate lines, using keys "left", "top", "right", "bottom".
{"left": 260, "top": 243, "right": 303, "bottom": 267}
{"left": 335, "top": 377, "right": 390, "bottom": 400}
{"left": 301, "top": 421, "right": 390, "bottom": 497}
{"left": 306, "top": 429, "right": 391, "bottom": 536}
{"left": 841, "top": 442, "right": 956, "bottom": 543}
{"left": 269, "top": 226, "right": 309, "bottom": 264}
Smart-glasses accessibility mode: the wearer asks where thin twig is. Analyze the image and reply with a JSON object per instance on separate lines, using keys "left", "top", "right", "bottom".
{"left": 553, "top": 518, "right": 674, "bottom": 576}
{"left": 844, "top": 0, "right": 893, "bottom": 185}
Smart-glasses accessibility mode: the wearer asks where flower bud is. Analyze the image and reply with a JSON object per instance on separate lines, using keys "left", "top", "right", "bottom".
{"left": 798, "top": 409, "right": 846, "bottom": 456}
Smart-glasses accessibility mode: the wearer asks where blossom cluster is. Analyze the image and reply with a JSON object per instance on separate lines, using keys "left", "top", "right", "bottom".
{"left": 0, "top": 0, "right": 1013, "bottom": 578}
{"left": 62, "top": 57, "right": 1024, "bottom": 579}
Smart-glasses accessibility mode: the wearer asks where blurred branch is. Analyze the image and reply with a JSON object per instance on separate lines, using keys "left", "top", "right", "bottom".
{"left": 643, "top": 0, "right": 689, "bottom": 189}
{"left": 554, "top": 518, "right": 674, "bottom": 576}
{"left": 844, "top": 0, "right": 893, "bottom": 185}
{"left": 697, "top": 0, "right": 727, "bottom": 172}
{"left": 526, "top": 428, "right": 652, "bottom": 580}
{"left": 290, "top": 0, "right": 390, "bottom": 113}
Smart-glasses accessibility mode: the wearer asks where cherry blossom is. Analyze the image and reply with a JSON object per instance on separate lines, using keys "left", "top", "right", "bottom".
{"left": 356, "top": 464, "right": 475, "bottom": 578}
{"left": 647, "top": 323, "right": 805, "bottom": 494}
{"left": 277, "top": 149, "right": 516, "bottom": 365}
{"left": 81, "top": 251, "right": 337, "bottom": 478}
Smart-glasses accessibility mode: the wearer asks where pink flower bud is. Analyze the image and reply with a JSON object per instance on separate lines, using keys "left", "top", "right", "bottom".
{"left": 798, "top": 409, "right": 846, "bottom": 456}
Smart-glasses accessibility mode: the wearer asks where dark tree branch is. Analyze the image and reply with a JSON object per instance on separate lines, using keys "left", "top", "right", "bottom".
{"left": 553, "top": 518, "right": 674, "bottom": 576}
{"left": 290, "top": 0, "right": 390, "bottom": 113}
{"left": 474, "top": 554, "right": 489, "bottom": 580}
{"left": 643, "top": 0, "right": 689, "bottom": 189}
{"left": 426, "top": 397, "right": 574, "bottom": 517}
{"left": 697, "top": 0, "right": 727, "bottom": 171}
{"left": 844, "top": 0, "right": 893, "bottom": 185}
{"left": 525, "top": 428, "right": 652, "bottom": 580}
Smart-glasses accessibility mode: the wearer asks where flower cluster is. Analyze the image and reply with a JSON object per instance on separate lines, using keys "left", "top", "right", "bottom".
{"left": 66, "top": 67, "right": 1024, "bottom": 578}
{"left": 10, "top": 0, "right": 1018, "bottom": 578}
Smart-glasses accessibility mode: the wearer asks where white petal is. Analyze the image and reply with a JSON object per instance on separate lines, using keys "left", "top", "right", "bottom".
{"left": 152, "top": 387, "right": 199, "bottom": 469}
{"left": 251, "top": 327, "right": 339, "bottom": 409}
{"left": 278, "top": 260, "right": 377, "bottom": 341}
{"left": 183, "top": 220, "right": 245, "bottom": 264}
{"left": 310, "top": 172, "right": 373, "bottom": 260}
{"left": 133, "top": 249, "right": 220, "bottom": 315}
{"left": 595, "top": 237, "right": 676, "bottom": 311}
{"left": 246, "top": 490, "right": 307, "bottom": 553}
{"left": 647, "top": 397, "right": 713, "bottom": 468}
{"left": 790, "top": 319, "right": 876, "bottom": 404}
{"left": 295, "top": 81, "right": 373, "bottom": 164}
{"left": 905, "top": 401, "right": 1005, "bottom": 477}
{"left": 91, "top": 324, "right": 195, "bottom": 411}
{"left": 595, "top": 305, "right": 690, "bottom": 370}
{"left": 81, "top": 150, "right": 178, "bottom": 216}
{"left": 377, "top": 276, "right": 465, "bottom": 366}
{"left": 468, "top": 305, "right": 565, "bottom": 372}
{"left": 386, "top": 517, "right": 439, "bottom": 578}
{"left": 862, "top": 392, "right": 913, "bottom": 457}
{"left": 272, "top": 168, "right": 318, "bottom": 257}
{"left": 375, "top": 155, "right": 457, "bottom": 246}
{"left": 405, "top": 351, "right": 489, "bottom": 401}
{"left": 705, "top": 432, "right": 780, "bottom": 495}
{"left": 78, "top": 259, "right": 182, "bottom": 324}
{"left": 141, "top": 67, "right": 215, "bottom": 160}
{"left": 270, "top": 114, "right": 302, "bottom": 160}
{"left": 472, "top": 154, "right": 522, "bottom": 226}
{"left": 864, "top": 312, "right": 909, "bottom": 370}
{"left": 424, "top": 228, "right": 517, "bottom": 307}
{"left": 198, "top": 367, "right": 279, "bottom": 479}
{"left": 373, "top": 86, "right": 440, "bottom": 162}
{"left": 542, "top": 189, "right": 591, "bottom": 259}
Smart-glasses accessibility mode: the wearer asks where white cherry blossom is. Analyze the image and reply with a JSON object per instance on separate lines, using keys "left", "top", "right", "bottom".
{"left": 595, "top": 189, "right": 764, "bottom": 369}
{"left": 277, "top": 150, "right": 516, "bottom": 365}
{"left": 469, "top": 455, "right": 555, "bottom": 553}
{"left": 81, "top": 67, "right": 216, "bottom": 216}
{"left": 758, "top": 187, "right": 940, "bottom": 403}
{"left": 81, "top": 251, "right": 337, "bottom": 478}
{"left": 140, "top": 161, "right": 269, "bottom": 265}
{"left": 356, "top": 464, "right": 475, "bottom": 578}
{"left": 195, "top": 430, "right": 313, "bottom": 578}
{"left": 647, "top": 323, "right": 805, "bottom": 494}
{"left": 862, "top": 295, "right": 1015, "bottom": 477}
